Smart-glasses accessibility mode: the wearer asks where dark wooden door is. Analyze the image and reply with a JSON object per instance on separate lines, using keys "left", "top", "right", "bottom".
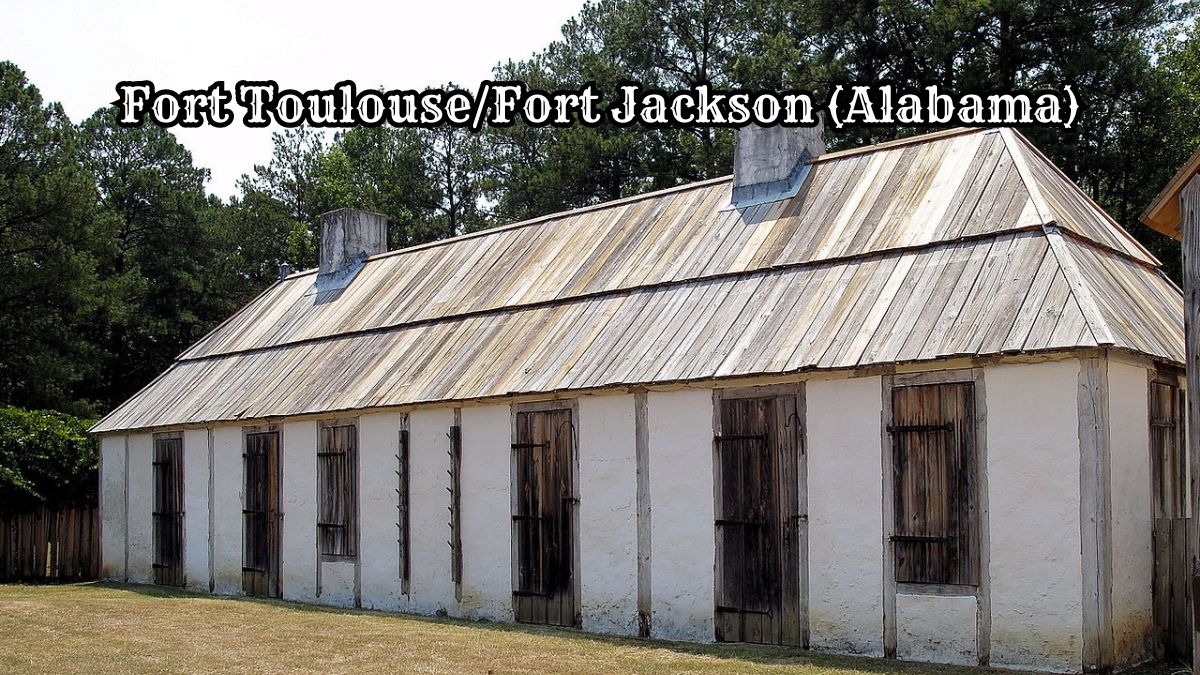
{"left": 714, "top": 394, "right": 804, "bottom": 646}
{"left": 1150, "top": 381, "right": 1191, "bottom": 660}
{"left": 512, "top": 407, "right": 578, "bottom": 627}
{"left": 152, "top": 434, "right": 184, "bottom": 586}
{"left": 243, "top": 430, "right": 281, "bottom": 598}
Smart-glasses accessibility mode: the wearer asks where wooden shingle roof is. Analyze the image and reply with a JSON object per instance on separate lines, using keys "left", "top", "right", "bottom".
{"left": 93, "top": 128, "right": 1183, "bottom": 433}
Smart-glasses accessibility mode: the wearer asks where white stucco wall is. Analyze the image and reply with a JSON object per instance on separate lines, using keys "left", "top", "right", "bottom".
{"left": 359, "top": 412, "right": 405, "bottom": 611}
{"left": 125, "top": 433, "right": 153, "bottom": 583}
{"left": 460, "top": 404, "right": 514, "bottom": 621}
{"left": 896, "top": 593, "right": 977, "bottom": 665}
{"left": 319, "top": 559, "right": 356, "bottom": 606}
{"left": 986, "top": 360, "right": 1083, "bottom": 672}
{"left": 647, "top": 388, "right": 715, "bottom": 642}
{"left": 210, "top": 426, "right": 243, "bottom": 594}
{"left": 281, "top": 421, "right": 318, "bottom": 603}
{"left": 577, "top": 393, "right": 639, "bottom": 636}
{"left": 408, "top": 407, "right": 457, "bottom": 615}
{"left": 1107, "top": 360, "right": 1153, "bottom": 667}
{"left": 806, "top": 375, "right": 884, "bottom": 656}
{"left": 99, "top": 434, "right": 127, "bottom": 580}
{"left": 182, "top": 428, "right": 210, "bottom": 590}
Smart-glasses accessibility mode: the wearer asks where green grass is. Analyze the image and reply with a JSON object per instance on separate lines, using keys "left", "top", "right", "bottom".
{"left": 0, "top": 583, "right": 1181, "bottom": 674}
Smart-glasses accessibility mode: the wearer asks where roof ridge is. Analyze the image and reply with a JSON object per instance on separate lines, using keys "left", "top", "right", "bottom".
{"left": 285, "top": 127, "right": 995, "bottom": 278}
{"left": 811, "top": 126, "right": 986, "bottom": 163}
{"left": 286, "top": 175, "right": 734, "bottom": 278}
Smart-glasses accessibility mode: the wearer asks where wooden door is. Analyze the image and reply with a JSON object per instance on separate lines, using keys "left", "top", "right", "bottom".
{"left": 714, "top": 393, "right": 804, "bottom": 646}
{"left": 243, "top": 430, "right": 281, "bottom": 598}
{"left": 512, "top": 407, "right": 578, "bottom": 627}
{"left": 1150, "top": 381, "right": 1190, "bottom": 660}
{"left": 152, "top": 434, "right": 184, "bottom": 586}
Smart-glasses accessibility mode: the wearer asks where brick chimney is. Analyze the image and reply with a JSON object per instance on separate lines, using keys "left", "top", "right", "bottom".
{"left": 312, "top": 208, "right": 387, "bottom": 293}
{"left": 732, "top": 117, "right": 825, "bottom": 208}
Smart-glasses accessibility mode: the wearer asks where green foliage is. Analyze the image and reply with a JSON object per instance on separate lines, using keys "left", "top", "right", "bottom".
{"left": 0, "top": 406, "right": 97, "bottom": 510}
{"left": 1, "top": 0, "right": 1199, "bottom": 428}
{"left": 0, "top": 62, "right": 113, "bottom": 416}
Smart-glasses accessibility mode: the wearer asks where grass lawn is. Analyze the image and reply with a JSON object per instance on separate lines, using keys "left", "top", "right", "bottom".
{"left": 0, "top": 583, "right": 1184, "bottom": 675}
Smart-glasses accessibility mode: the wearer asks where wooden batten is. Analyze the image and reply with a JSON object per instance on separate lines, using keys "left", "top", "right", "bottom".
{"left": 633, "top": 391, "right": 652, "bottom": 638}
{"left": 1078, "top": 358, "right": 1114, "bottom": 672}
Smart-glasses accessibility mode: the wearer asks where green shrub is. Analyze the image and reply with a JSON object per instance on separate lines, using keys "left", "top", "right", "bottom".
{"left": 0, "top": 406, "right": 97, "bottom": 510}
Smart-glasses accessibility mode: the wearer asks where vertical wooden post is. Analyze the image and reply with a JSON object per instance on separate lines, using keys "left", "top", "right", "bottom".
{"left": 1183, "top": 174, "right": 1200, "bottom": 674}
{"left": 634, "top": 390, "right": 652, "bottom": 638}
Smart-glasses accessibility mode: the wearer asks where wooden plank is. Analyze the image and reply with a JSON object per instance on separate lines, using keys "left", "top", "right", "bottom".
{"left": 1182, "top": 174, "right": 1200, "bottom": 670}
{"left": 1078, "top": 358, "right": 1113, "bottom": 672}
{"left": 634, "top": 392, "right": 652, "bottom": 638}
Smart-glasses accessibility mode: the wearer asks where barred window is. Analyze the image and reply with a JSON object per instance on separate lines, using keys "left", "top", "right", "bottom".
{"left": 318, "top": 421, "right": 357, "bottom": 558}
{"left": 397, "top": 426, "right": 410, "bottom": 589}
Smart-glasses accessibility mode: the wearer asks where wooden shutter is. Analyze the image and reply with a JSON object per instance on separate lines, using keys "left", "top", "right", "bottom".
{"left": 152, "top": 434, "right": 184, "bottom": 586}
{"left": 242, "top": 429, "right": 280, "bottom": 597}
{"left": 397, "top": 428, "right": 410, "bottom": 587}
{"left": 318, "top": 422, "right": 357, "bottom": 558}
{"left": 890, "top": 382, "right": 978, "bottom": 586}
{"left": 715, "top": 397, "right": 778, "bottom": 615}
{"left": 448, "top": 424, "right": 463, "bottom": 586}
{"left": 1150, "top": 382, "right": 1187, "bottom": 519}
{"left": 512, "top": 413, "right": 547, "bottom": 598}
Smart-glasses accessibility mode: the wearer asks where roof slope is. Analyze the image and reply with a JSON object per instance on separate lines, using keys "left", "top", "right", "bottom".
{"left": 94, "top": 128, "right": 1183, "bottom": 433}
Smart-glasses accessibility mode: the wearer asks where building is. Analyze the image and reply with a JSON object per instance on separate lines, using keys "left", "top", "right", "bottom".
{"left": 93, "top": 126, "right": 1186, "bottom": 673}
{"left": 1141, "top": 145, "right": 1200, "bottom": 670}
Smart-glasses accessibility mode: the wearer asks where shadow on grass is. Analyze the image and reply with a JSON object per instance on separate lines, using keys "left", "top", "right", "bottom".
{"left": 80, "top": 581, "right": 1043, "bottom": 674}
{"left": 72, "top": 582, "right": 1191, "bottom": 675}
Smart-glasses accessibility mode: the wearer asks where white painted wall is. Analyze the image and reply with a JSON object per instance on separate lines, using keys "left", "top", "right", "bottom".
{"left": 99, "top": 354, "right": 1148, "bottom": 672}
{"left": 99, "top": 434, "right": 127, "bottom": 580}
{"left": 460, "top": 404, "right": 514, "bottom": 621}
{"left": 647, "top": 388, "right": 714, "bottom": 642}
{"left": 182, "top": 428, "right": 210, "bottom": 591}
{"left": 126, "top": 433, "right": 153, "bottom": 583}
{"left": 210, "top": 426, "right": 243, "bottom": 594}
{"left": 320, "top": 559, "right": 356, "bottom": 606}
{"left": 896, "top": 593, "right": 977, "bottom": 665}
{"left": 986, "top": 360, "right": 1083, "bottom": 673}
{"left": 281, "top": 421, "right": 317, "bottom": 603}
{"left": 408, "top": 407, "right": 457, "bottom": 615}
{"left": 359, "top": 412, "right": 405, "bottom": 612}
{"left": 1108, "top": 360, "right": 1154, "bottom": 667}
{"left": 577, "top": 393, "right": 638, "bottom": 636}
{"left": 806, "top": 375, "right": 884, "bottom": 656}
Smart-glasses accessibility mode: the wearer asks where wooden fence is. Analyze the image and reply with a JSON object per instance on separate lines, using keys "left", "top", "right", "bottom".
{"left": 0, "top": 506, "right": 99, "bottom": 582}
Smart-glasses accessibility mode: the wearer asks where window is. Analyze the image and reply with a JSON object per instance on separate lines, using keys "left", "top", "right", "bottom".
{"left": 318, "top": 420, "right": 357, "bottom": 558}
{"left": 889, "top": 382, "right": 978, "bottom": 586}
{"left": 397, "top": 426, "right": 410, "bottom": 589}
{"left": 152, "top": 433, "right": 184, "bottom": 586}
{"left": 448, "top": 422, "right": 462, "bottom": 587}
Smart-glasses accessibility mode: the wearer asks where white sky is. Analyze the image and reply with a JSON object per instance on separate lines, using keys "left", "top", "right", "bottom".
{"left": 1, "top": 0, "right": 586, "bottom": 199}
